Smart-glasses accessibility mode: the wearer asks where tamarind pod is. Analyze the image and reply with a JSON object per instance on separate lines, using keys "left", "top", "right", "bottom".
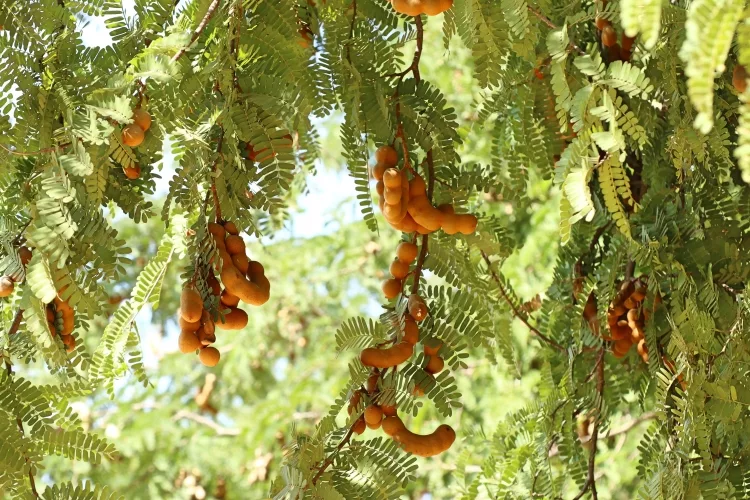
{"left": 456, "top": 214, "right": 478, "bottom": 235}
{"left": 390, "top": 259, "right": 410, "bottom": 280}
{"left": 223, "top": 221, "right": 239, "bottom": 235}
{"left": 583, "top": 294, "right": 599, "bottom": 336}
{"left": 360, "top": 341, "right": 414, "bottom": 368}
{"left": 225, "top": 235, "right": 246, "bottom": 256}
{"left": 352, "top": 416, "right": 367, "bottom": 435}
{"left": 437, "top": 203, "right": 455, "bottom": 215}
{"left": 391, "top": 213, "right": 419, "bottom": 233}
{"left": 198, "top": 326, "right": 216, "bottom": 346}
{"left": 392, "top": 0, "right": 424, "bottom": 16}
{"left": 132, "top": 108, "right": 152, "bottom": 132}
{"left": 614, "top": 281, "right": 635, "bottom": 306}
{"left": 626, "top": 308, "right": 639, "bottom": 327}
{"left": 425, "top": 355, "right": 445, "bottom": 374}
{"left": 441, "top": 213, "right": 460, "bottom": 235}
{"left": 423, "top": 340, "right": 442, "bottom": 356}
{"left": 364, "top": 405, "right": 383, "bottom": 426}
{"left": 375, "top": 145, "right": 398, "bottom": 167}
{"left": 199, "top": 346, "right": 221, "bottom": 367}
{"left": 382, "top": 278, "right": 402, "bottom": 299}
{"left": 248, "top": 261, "right": 265, "bottom": 275}
{"left": 19, "top": 247, "right": 32, "bottom": 266}
{"left": 606, "top": 312, "right": 619, "bottom": 328}
{"left": 383, "top": 202, "right": 403, "bottom": 223}
{"left": 366, "top": 419, "right": 382, "bottom": 430}
{"left": 422, "top": 0, "right": 453, "bottom": 15}
{"left": 630, "top": 286, "right": 647, "bottom": 303}
{"left": 631, "top": 325, "right": 644, "bottom": 342}
{"left": 612, "top": 338, "right": 632, "bottom": 356}
{"left": 61, "top": 310, "right": 75, "bottom": 336}
{"left": 206, "top": 274, "right": 221, "bottom": 296}
{"left": 383, "top": 168, "right": 401, "bottom": 189}
{"left": 348, "top": 391, "right": 362, "bottom": 415}
{"left": 403, "top": 317, "right": 419, "bottom": 345}
{"left": 396, "top": 242, "right": 419, "bottom": 264}
{"left": 384, "top": 188, "right": 402, "bottom": 205}
{"left": 376, "top": 180, "right": 385, "bottom": 197}
{"left": 202, "top": 310, "right": 216, "bottom": 336}
{"left": 54, "top": 296, "right": 72, "bottom": 313}
{"left": 609, "top": 322, "right": 631, "bottom": 340}
{"left": 245, "top": 269, "right": 271, "bottom": 306}
{"left": 217, "top": 248, "right": 233, "bottom": 272}
{"left": 232, "top": 253, "right": 250, "bottom": 274}
{"left": 208, "top": 223, "right": 226, "bottom": 246}
{"left": 407, "top": 195, "right": 443, "bottom": 231}
{"left": 734, "top": 65, "right": 748, "bottom": 93}
{"left": 60, "top": 335, "right": 76, "bottom": 353}
{"left": 610, "top": 305, "right": 627, "bottom": 318}
{"left": 382, "top": 415, "right": 405, "bottom": 436}
{"left": 367, "top": 371, "right": 379, "bottom": 393}
{"left": 220, "top": 290, "right": 240, "bottom": 307}
{"left": 393, "top": 424, "right": 456, "bottom": 457}
{"left": 216, "top": 306, "right": 248, "bottom": 330}
{"left": 180, "top": 316, "right": 201, "bottom": 332}
{"left": 381, "top": 404, "right": 398, "bottom": 417}
{"left": 221, "top": 264, "right": 268, "bottom": 306}
{"left": 46, "top": 307, "right": 55, "bottom": 322}
{"left": 637, "top": 338, "right": 648, "bottom": 356}
{"left": 408, "top": 294, "right": 428, "bottom": 322}
{"left": 415, "top": 224, "right": 434, "bottom": 235}
{"left": 623, "top": 297, "right": 637, "bottom": 309}
{"left": 180, "top": 287, "right": 204, "bottom": 322}
{"left": 372, "top": 163, "right": 387, "bottom": 181}
{"left": 179, "top": 330, "right": 203, "bottom": 353}
{"left": 409, "top": 175, "right": 427, "bottom": 197}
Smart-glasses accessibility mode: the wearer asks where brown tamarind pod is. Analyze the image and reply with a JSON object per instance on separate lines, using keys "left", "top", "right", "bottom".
{"left": 225, "top": 235, "right": 245, "bottom": 256}
{"left": 612, "top": 338, "right": 632, "bottom": 357}
{"left": 19, "top": 246, "right": 32, "bottom": 266}
{"left": 121, "top": 124, "right": 144, "bottom": 147}
{"left": 372, "top": 163, "right": 387, "bottom": 181}
{"left": 383, "top": 202, "right": 403, "bottom": 223}
{"left": 425, "top": 355, "right": 444, "bottom": 374}
{"left": 382, "top": 278, "right": 403, "bottom": 299}
{"left": 637, "top": 338, "right": 648, "bottom": 356}
{"left": 608, "top": 43, "right": 622, "bottom": 62}
{"left": 583, "top": 294, "right": 599, "bottom": 336}
{"left": 439, "top": 206, "right": 460, "bottom": 235}
{"left": 180, "top": 287, "right": 204, "bottom": 322}
{"left": 383, "top": 168, "right": 401, "bottom": 189}
{"left": 206, "top": 274, "right": 222, "bottom": 296}
{"left": 734, "top": 65, "right": 748, "bottom": 93}
{"left": 61, "top": 309, "right": 75, "bottom": 336}
{"left": 382, "top": 415, "right": 406, "bottom": 436}
{"left": 352, "top": 416, "right": 367, "bottom": 435}
{"left": 179, "top": 330, "right": 203, "bottom": 353}
{"left": 423, "top": 0, "right": 453, "bottom": 16}
{"left": 132, "top": 108, "right": 152, "bottom": 132}
{"left": 221, "top": 264, "right": 269, "bottom": 306}
{"left": 366, "top": 418, "right": 382, "bottom": 430}
{"left": 408, "top": 194, "right": 443, "bottom": 232}
{"left": 201, "top": 310, "right": 215, "bottom": 334}
{"left": 391, "top": 213, "right": 420, "bottom": 233}
{"left": 220, "top": 290, "right": 240, "bottom": 307}
{"left": 199, "top": 346, "right": 221, "bottom": 367}
{"left": 402, "top": 317, "right": 419, "bottom": 345}
{"left": 623, "top": 297, "right": 637, "bottom": 310}
{"left": 389, "top": 259, "right": 410, "bottom": 280}
{"left": 384, "top": 189, "right": 402, "bottom": 206}
{"left": 223, "top": 221, "right": 239, "bottom": 235}
{"left": 216, "top": 306, "right": 248, "bottom": 330}
{"left": 364, "top": 405, "right": 383, "bottom": 426}
{"left": 595, "top": 15, "right": 610, "bottom": 30}
{"left": 423, "top": 340, "right": 442, "bottom": 356}
{"left": 245, "top": 264, "right": 271, "bottom": 306}
{"left": 375, "top": 145, "right": 398, "bottom": 167}
{"left": 208, "top": 223, "right": 226, "bottom": 245}
{"left": 197, "top": 326, "right": 216, "bottom": 346}
{"left": 630, "top": 285, "right": 647, "bottom": 303}
{"left": 393, "top": 424, "right": 456, "bottom": 457}
{"left": 0, "top": 276, "right": 14, "bottom": 297}
{"left": 407, "top": 294, "right": 428, "bottom": 322}
{"left": 614, "top": 280, "right": 635, "bottom": 306}
{"left": 456, "top": 214, "right": 478, "bottom": 235}
{"left": 232, "top": 253, "right": 250, "bottom": 274}
{"left": 601, "top": 25, "right": 616, "bottom": 47}
{"left": 367, "top": 371, "right": 379, "bottom": 394}
{"left": 180, "top": 316, "right": 201, "bottom": 332}
{"left": 381, "top": 404, "right": 398, "bottom": 417}
{"left": 621, "top": 34, "right": 636, "bottom": 52}
{"left": 626, "top": 308, "right": 639, "bottom": 327}
{"left": 396, "top": 242, "right": 418, "bottom": 264}
{"left": 60, "top": 334, "right": 76, "bottom": 353}
{"left": 46, "top": 307, "right": 55, "bottom": 323}
{"left": 392, "top": 0, "right": 424, "bottom": 16}
{"left": 123, "top": 165, "right": 141, "bottom": 180}
{"left": 631, "top": 325, "right": 644, "bottom": 342}
{"left": 360, "top": 341, "right": 414, "bottom": 368}
{"left": 610, "top": 321, "right": 631, "bottom": 340}
{"left": 348, "top": 390, "right": 362, "bottom": 415}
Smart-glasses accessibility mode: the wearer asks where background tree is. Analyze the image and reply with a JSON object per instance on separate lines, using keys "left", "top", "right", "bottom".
{"left": 2, "top": 0, "right": 750, "bottom": 499}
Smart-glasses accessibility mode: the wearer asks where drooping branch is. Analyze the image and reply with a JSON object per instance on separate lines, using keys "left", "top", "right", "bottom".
{"left": 481, "top": 251, "right": 565, "bottom": 352}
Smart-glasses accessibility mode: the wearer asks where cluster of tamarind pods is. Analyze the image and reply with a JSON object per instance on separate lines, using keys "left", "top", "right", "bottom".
{"left": 595, "top": 14, "right": 635, "bottom": 63}
{"left": 178, "top": 220, "right": 270, "bottom": 367}
{"left": 373, "top": 145, "right": 477, "bottom": 236}
{"left": 0, "top": 246, "right": 30, "bottom": 299}
{"left": 120, "top": 108, "right": 152, "bottom": 179}
{"left": 343, "top": 241, "right": 454, "bottom": 457}
{"left": 390, "top": 0, "right": 453, "bottom": 16}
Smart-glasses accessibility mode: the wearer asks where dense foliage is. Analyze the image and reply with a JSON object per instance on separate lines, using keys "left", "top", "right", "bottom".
{"left": 2, "top": 0, "right": 750, "bottom": 498}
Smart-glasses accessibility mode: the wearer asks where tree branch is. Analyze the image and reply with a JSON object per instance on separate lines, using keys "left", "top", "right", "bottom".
{"left": 310, "top": 425, "right": 356, "bottom": 487}
{"left": 171, "top": 0, "right": 221, "bottom": 62}
{"left": 481, "top": 251, "right": 565, "bottom": 352}
{"left": 572, "top": 344, "right": 605, "bottom": 500}
{"left": 172, "top": 409, "right": 239, "bottom": 436}
{"left": 526, "top": 5, "right": 584, "bottom": 55}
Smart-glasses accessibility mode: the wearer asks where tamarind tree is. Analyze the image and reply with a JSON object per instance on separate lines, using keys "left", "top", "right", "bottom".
{"left": 2, "top": 0, "right": 750, "bottom": 498}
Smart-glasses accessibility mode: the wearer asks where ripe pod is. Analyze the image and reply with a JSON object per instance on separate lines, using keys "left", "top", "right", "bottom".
{"left": 375, "top": 145, "right": 398, "bottom": 167}
{"left": 216, "top": 306, "right": 248, "bottom": 331}
{"left": 179, "top": 330, "right": 203, "bottom": 353}
{"left": 621, "top": 34, "right": 636, "bottom": 52}
{"left": 393, "top": 424, "right": 456, "bottom": 457}
{"left": 408, "top": 195, "right": 443, "bottom": 232}
{"left": 402, "top": 317, "right": 419, "bottom": 345}
{"left": 179, "top": 316, "right": 201, "bottom": 332}
{"left": 225, "top": 235, "right": 246, "bottom": 256}
{"left": 372, "top": 163, "right": 387, "bottom": 181}
{"left": 381, "top": 404, "right": 398, "bottom": 417}
{"left": 382, "top": 278, "right": 402, "bottom": 299}
{"left": 382, "top": 415, "right": 406, "bottom": 436}
{"left": 396, "top": 242, "right": 418, "bottom": 264}
{"left": 361, "top": 341, "right": 414, "bottom": 368}
{"left": 199, "top": 346, "right": 221, "bottom": 367}
{"left": 391, "top": 0, "right": 423, "bottom": 16}
{"left": 601, "top": 25, "right": 616, "bottom": 48}
{"left": 390, "top": 259, "right": 410, "bottom": 280}
{"left": 734, "top": 65, "right": 748, "bottom": 93}
{"left": 364, "top": 405, "right": 383, "bottom": 426}
{"left": 425, "top": 355, "right": 444, "bottom": 374}
{"left": 220, "top": 290, "right": 240, "bottom": 307}
{"left": 180, "top": 287, "right": 203, "bottom": 322}
{"left": 208, "top": 223, "right": 226, "bottom": 246}
{"left": 408, "top": 294, "right": 428, "bottom": 322}
{"left": 123, "top": 165, "right": 141, "bottom": 179}
{"left": 595, "top": 15, "right": 610, "bottom": 31}
{"left": 232, "top": 253, "right": 250, "bottom": 274}
{"left": 0, "top": 276, "right": 14, "bottom": 297}
{"left": 423, "top": 340, "right": 442, "bottom": 356}
{"left": 122, "top": 124, "right": 145, "bottom": 147}
{"left": 352, "top": 416, "right": 367, "bottom": 435}
{"left": 198, "top": 326, "right": 216, "bottom": 346}
{"left": 223, "top": 221, "right": 239, "bottom": 235}
{"left": 19, "top": 247, "right": 32, "bottom": 266}
{"left": 206, "top": 274, "right": 221, "bottom": 296}
{"left": 366, "top": 371, "right": 379, "bottom": 393}
{"left": 132, "top": 108, "right": 152, "bottom": 132}
{"left": 60, "top": 334, "right": 76, "bottom": 352}
{"left": 422, "top": 0, "right": 453, "bottom": 16}
{"left": 221, "top": 264, "right": 269, "bottom": 306}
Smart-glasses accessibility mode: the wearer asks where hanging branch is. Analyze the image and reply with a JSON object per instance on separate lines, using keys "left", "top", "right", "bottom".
{"left": 481, "top": 251, "right": 565, "bottom": 352}
{"left": 572, "top": 343, "right": 606, "bottom": 500}
{"left": 171, "top": 0, "right": 222, "bottom": 62}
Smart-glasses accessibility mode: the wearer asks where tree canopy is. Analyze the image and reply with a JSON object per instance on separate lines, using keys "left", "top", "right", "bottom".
{"left": 2, "top": 0, "right": 750, "bottom": 498}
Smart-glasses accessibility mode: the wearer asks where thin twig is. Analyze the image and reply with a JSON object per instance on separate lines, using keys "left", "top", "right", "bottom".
{"left": 310, "top": 426, "right": 356, "bottom": 487}
{"left": 172, "top": 410, "right": 239, "bottom": 436}
{"left": 527, "top": 5, "right": 585, "bottom": 55}
{"left": 481, "top": 251, "right": 565, "bottom": 351}
{"left": 345, "top": 0, "right": 357, "bottom": 64}
{"left": 0, "top": 142, "right": 71, "bottom": 157}
{"left": 572, "top": 344, "right": 605, "bottom": 500}
{"left": 171, "top": 0, "right": 221, "bottom": 62}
